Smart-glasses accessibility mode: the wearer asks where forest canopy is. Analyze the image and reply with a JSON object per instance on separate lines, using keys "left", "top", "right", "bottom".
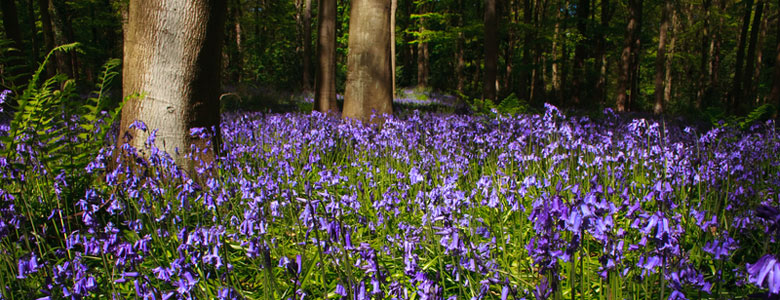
{"left": 0, "top": 0, "right": 779, "bottom": 118}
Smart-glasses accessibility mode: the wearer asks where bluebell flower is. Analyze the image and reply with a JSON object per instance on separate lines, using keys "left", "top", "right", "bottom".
{"left": 746, "top": 254, "right": 780, "bottom": 295}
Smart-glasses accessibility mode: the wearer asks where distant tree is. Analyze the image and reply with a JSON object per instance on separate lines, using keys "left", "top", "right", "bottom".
{"left": 769, "top": 7, "right": 780, "bottom": 113}
{"left": 653, "top": 0, "right": 672, "bottom": 115}
{"left": 315, "top": 0, "right": 339, "bottom": 114}
{"left": 570, "top": 0, "right": 589, "bottom": 106}
{"left": 616, "top": 0, "right": 641, "bottom": 112}
{"left": 0, "top": 0, "right": 26, "bottom": 90}
{"left": 483, "top": 0, "right": 497, "bottom": 103}
{"left": 37, "top": 0, "right": 55, "bottom": 77}
{"left": 342, "top": 0, "right": 392, "bottom": 121}
{"left": 301, "top": 0, "right": 312, "bottom": 92}
{"left": 120, "top": 0, "right": 227, "bottom": 170}
{"left": 731, "top": 0, "right": 755, "bottom": 113}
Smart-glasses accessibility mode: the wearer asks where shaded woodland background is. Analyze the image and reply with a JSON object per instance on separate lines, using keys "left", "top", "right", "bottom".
{"left": 2, "top": 0, "right": 780, "bottom": 118}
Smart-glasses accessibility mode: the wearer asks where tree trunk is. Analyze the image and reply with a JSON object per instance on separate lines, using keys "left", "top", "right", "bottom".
{"left": 653, "top": 0, "right": 671, "bottom": 114}
{"left": 391, "top": 0, "right": 397, "bottom": 98}
{"left": 519, "top": 0, "right": 532, "bottom": 101}
{"left": 616, "top": 0, "right": 641, "bottom": 112}
{"left": 233, "top": 0, "right": 243, "bottom": 83}
{"left": 302, "top": 0, "right": 312, "bottom": 92}
{"left": 455, "top": 0, "right": 465, "bottom": 95}
{"left": 416, "top": 16, "right": 428, "bottom": 88}
{"left": 664, "top": 10, "right": 677, "bottom": 106}
{"left": 120, "top": 0, "right": 227, "bottom": 171}
{"left": 343, "top": 0, "right": 392, "bottom": 122}
{"left": 1, "top": 0, "right": 26, "bottom": 90}
{"left": 315, "top": 0, "right": 338, "bottom": 114}
{"left": 483, "top": 0, "right": 498, "bottom": 102}
{"left": 37, "top": 0, "right": 55, "bottom": 77}
{"left": 731, "top": 0, "right": 754, "bottom": 112}
{"left": 27, "top": 0, "right": 38, "bottom": 62}
{"left": 743, "top": 0, "right": 764, "bottom": 108}
{"left": 48, "top": 0, "right": 77, "bottom": 79}
{"left": 593, "top": 0, "right": 611, "bottom": 106}
{"left": 1, "top": 0, "right": 23, "bottom": 47}
{"left": 770, "top": 7, "right": 780, "bottom": 113}
{"left": 551, "top": 0, "right": 563, "bottom": 101}
{"left": 570, "top": 0, "right": 590, "bottom": 106}
{"left": 752, "top": 6, "right": 768, "bottom": 104}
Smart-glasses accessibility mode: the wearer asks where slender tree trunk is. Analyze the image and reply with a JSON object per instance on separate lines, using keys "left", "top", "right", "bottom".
{"left": 616, "top": 0, "right": 641, "bottom": 112}
{"left": 653, "top": 0, "right": 671, "bottom": 114}
{"left": 27, "top": 0, "right": 38, "bottom": 62}
{"left": 37, "top": 0, "right": 55, "bottom": 77}
{"left": 731, "top": 0, "right": 755, "bottom": 112}
{"left": 48, "top": 0, "right": 76, "bottom": 79}
{"left": 483, "top": 0, "right": 498, "bottom": 102}
{"left": 1, "top": 0, "right": 23, "bottom": 47}
{"left": 571, "top": 0, "right": 590, "bottom": 106}
{"left": 770, "top": 6, "right": 780, "bottom": 113}
{"left": 1, "top": 0, "right": 26, "bottom": 89}
{"left": 234, "top": 0, "right": 243, "bottom": 83}
{"left": 343, "top": 0, "right": 392, "bottom": 122}
{"left": 120, "top": 0, "right": 227, "bottom": 171}
{"left": 519, "top": 0, "right": 532, "bottom": 101}
{"left": 455, "top": 0, "right": 465, "bottom": 95}
{"left": 416, "top": 14, "right": 428, "bottom": 88}
{"left": 302, "top": 0, "right": 312, "bottom": 92}
{"left": 743, "top": 0, "right": 765, "bottom": 108}
{"left": 663, "top": 11, "right": 677, "bottom": 106}
{"left": 593, "top": 0, "right": 611, "bottom": 106}
{"left": 752, "top": 7, "right": 768, "bottom": 104}
{"left": 315, "top": 0, "right": 338, "bottom": 114}
{"left": 551, "top": 0, "right": 563, "bottom": 101}
{"left": 696, "top": 0, "right": 711, "bottom": 108}
{"left": 391, "top": 0, "right": 397, "bottom": 98}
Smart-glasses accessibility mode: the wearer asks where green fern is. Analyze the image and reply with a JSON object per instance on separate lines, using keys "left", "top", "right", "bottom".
{"left": 0, "top": 38, "right": 31, "bottom": 93}
{"left": 1, "top": 43, "right": 125, "bottom": 179}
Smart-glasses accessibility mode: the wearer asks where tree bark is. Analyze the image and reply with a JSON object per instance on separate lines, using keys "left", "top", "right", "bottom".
{"left": 343, "top": 0, "right": 392, "bottom": 122}
{"left": 551, "top": 0, "right": 563, "bottom": 101}
{"left": 1, "top": 0, "right": 23, "bottom": 47}
{"left": 302, "top": 0, "right": 312, "bottom": 92}
{"left": 483, "top": 0, "right": 498, "bottom": 102}
{"left": 27, "top": 0, "right": 38, "bottom": 62}
{"left": 653, "top": 0, "right": 671, "bottom": 114}
{"left": 751, "top": 5, "right": 768, "bottom": 104}
{"left": 570, "top": 0, "right": 590, "bottom": 106}
{"left": 519, "top": 0, "right": 532, "bottom": 101}
{"left": 234, "top": 0, "right": 243, "bottom": 83}
{"left": 770, "top": 7, "right": 780, "bottom": 113}
{"left": 48, "top": 0, "right": 78, "bottom": 79}
{"left": 455, "top": 0, "right": 465, "bottom": 95}
{"left": 663, "top": 10, "right": 677, "bottom": 106}
{"left": 315, "top": 0, "right": 338, "bottom": 114}
{"left": 37, "top": 0, "right": 54, "bottom": 77}
{"left": 743, "top": 0, "right": 764, "bottom": 108}
{"left": 731, "top": 0, "right": 754, "bottom": 112}
{"left": 120, "top": 0, "right": 227, "bottom": 171}
{"left": 593, "top": 0, "right": 611, "bottom": 106}
{"left": 416, "top": 14, "right": 429, "bottom": 88}
{"left": 616, "top": 0, "right": 641, "bottom": 112}
{"left": 391, "top": 0, "right": 397, "bottom": 98}
{"left": 1, "top": 0, "right": 26, "bottom": 89}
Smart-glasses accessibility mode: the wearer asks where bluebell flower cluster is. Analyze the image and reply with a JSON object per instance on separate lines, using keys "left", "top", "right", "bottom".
{"left": 1, "top": 104, "right": 779, "bottom": 299}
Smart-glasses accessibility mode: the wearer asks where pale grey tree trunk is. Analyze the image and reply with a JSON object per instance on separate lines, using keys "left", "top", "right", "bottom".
{"left": 343, "top": 0, "right": 393, "bottom": 122}
{"left": 120, "top": 0, "right": 226, "bottom": 171}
